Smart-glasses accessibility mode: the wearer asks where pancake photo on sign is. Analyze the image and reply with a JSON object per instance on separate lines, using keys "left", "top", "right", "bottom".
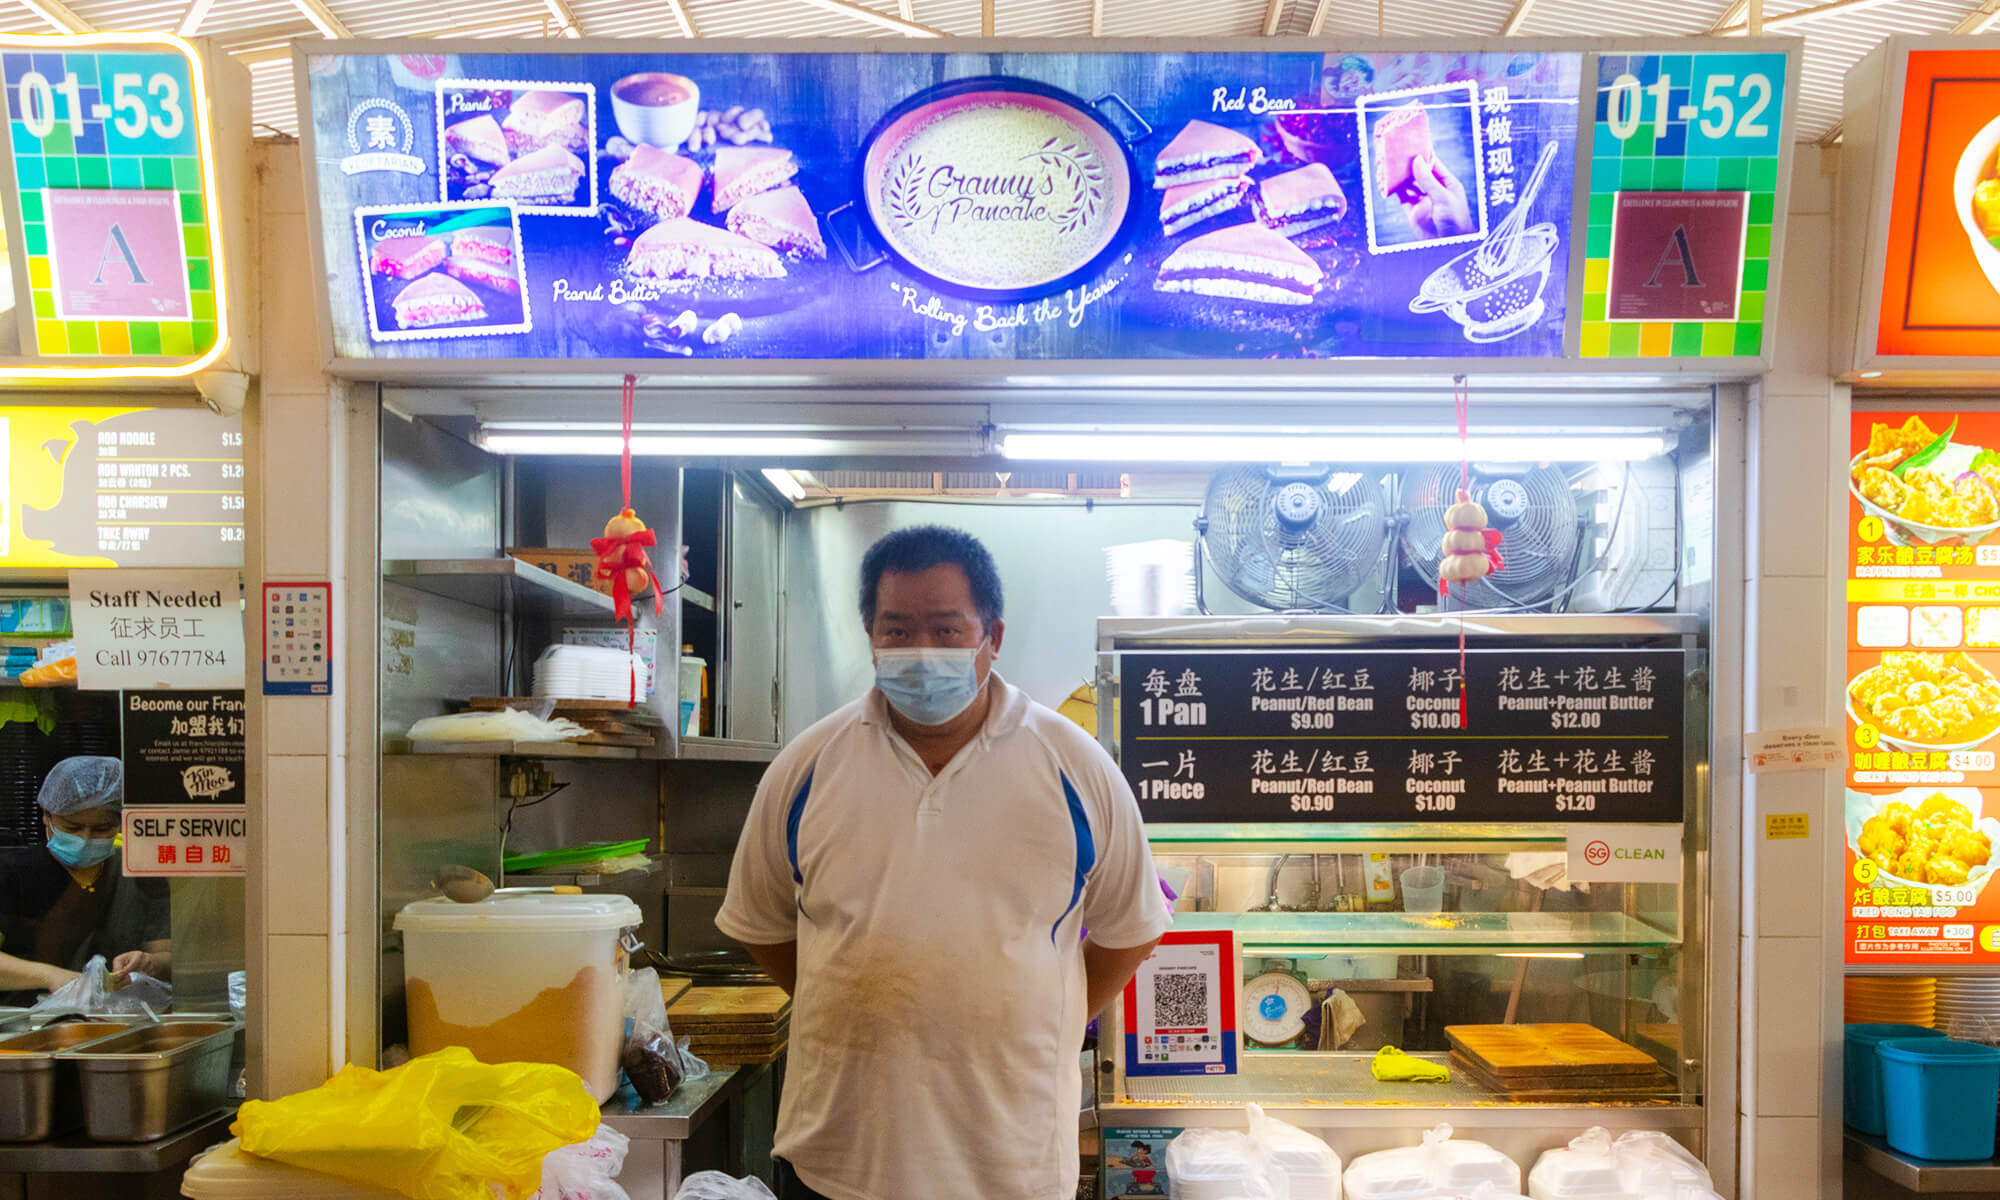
{"left": 353, "top": 201, "right": 533, "bottom": 343}
{"left": 437, "top": 78, "right": 598, "bottom": 215}
{"left": 1355, "top": 81, "right": 1490, "bottom": 255}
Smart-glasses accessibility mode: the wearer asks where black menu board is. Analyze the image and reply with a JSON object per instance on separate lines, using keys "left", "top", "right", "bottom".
{"left": 1118, "top": 648, "right": 1685, "bottom": 823}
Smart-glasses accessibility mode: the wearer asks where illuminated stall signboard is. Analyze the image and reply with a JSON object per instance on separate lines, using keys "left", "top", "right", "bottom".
{"left": 0, "top": 405, "right": 243, "bottom": 570}
{"left": 1846, "top": 410, "right": 2000, "bottom": 964}
{"left": 0, "top": 32, "right": 227, "bottom": 375}
{"left": 1577, "top": 51, "right": 1790, "bottom": 359}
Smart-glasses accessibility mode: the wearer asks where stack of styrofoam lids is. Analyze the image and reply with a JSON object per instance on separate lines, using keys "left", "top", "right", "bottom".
{"left": 1845, "top": 976, "right": 1936, "bottom": 1027}
{"left": 533, "top": 644, "right": 649, "bottom": 702}
{"left": 1934, "top": 977, "right": 2000, "bottom": 1040}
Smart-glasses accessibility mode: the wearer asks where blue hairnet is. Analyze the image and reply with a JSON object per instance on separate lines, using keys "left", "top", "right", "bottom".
{"left": 37, "top": 756, "right": 122, "bottom": 815}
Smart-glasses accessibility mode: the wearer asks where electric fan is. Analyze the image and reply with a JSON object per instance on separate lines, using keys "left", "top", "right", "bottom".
{"left": 1197, "top": 465, "right": 1389, "bottom": 612}
{"left": 1400, "top": 464, "right": 1583, "bottom": 610}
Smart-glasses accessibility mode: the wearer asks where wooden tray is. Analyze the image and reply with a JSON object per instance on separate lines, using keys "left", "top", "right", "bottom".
{"left": 696, "top": 1045, "right": 788, "bottom": 1066}
{"left": 1445, "top": 1023, "right": 1660, "bottom": 1078}
{"left": 677, "top": 1017, "right": 789, "bottom": 1037}
{"left": 670, "top": 986, "right": 791, "bottom": 1024}
{"left": 687, "top": 1033, "right": 790, "bottom": 1052}
{"left": 659, "top": 977, "right": 693, "bottom": 1007}
{"left": 1451, "top": 1052, "right": 1673, "bottom": 1097}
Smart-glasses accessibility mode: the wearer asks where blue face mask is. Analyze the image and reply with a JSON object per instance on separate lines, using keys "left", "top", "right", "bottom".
{"left": 874, "top": 645, "right": 985, "bottom": 727}
{"left": 47, "top": 828, "right": 115, "bottom": 869}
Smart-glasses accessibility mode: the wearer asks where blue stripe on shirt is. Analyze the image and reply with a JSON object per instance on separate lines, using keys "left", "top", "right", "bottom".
{"left": 1053, "top": 770, "right": 1096, "bottom": 944}
{"left": 786, "top": 769, "right": 813, "bottom": 918}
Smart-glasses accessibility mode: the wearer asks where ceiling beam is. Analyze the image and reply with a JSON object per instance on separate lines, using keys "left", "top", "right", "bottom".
{"left": 796, "top": 0, "right": 943, "bottom": 35}
{"left": 665, "top": 0, "right": 700, "bottom": 35}
{"left": 1707, "top": 0, "right": 1746, "bottom": 32}
{"left": 898, "top": 0, "right": 912, "bottom": 17}
{"left": 1089, "top": 0, "right": 1103, "bottom": 35}
{"left": 290, "top": 0, "right": 352, "bottom": 39}
{"left": 20, "top": 0, "right": 92, "bottom": 33}
{"left": 1716, "top": 0, "right": 1904, "bottom": 34}
{"left": 230, "top": 45, "right": 294, "bottom": 65}
{"left": 177, "top": 0, "right": 217, "bottom": 36}
{"left": 541, "top": 0, "right": 583, "bottom": 36}
{"left": 1307, "top": 0, "right": 1332, "bottom": 34}
{"left": 981, "top": 0, "right": 993, "bottom": 35}
{"left": 1261, "top": 0, "right": 1284, "bottom": 35}
{"left": 1817, "top": 119, "right": 1844, "bottom": 148}
{"left": 1501, "top": 0, "right": 1535, "bottom": 35}
{"left": 1953, "top": 0, "right": 2000, "bottom": 33}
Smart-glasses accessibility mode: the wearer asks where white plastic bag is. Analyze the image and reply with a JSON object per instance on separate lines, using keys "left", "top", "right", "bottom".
{"left": 670, "top": 1172, "right": 776, "bottom": 1200}
{"left": 534, "top": 1125, "right": 632, "bottom": 1200}
{"left": 1166, "top": 1126, "right": 1277, "bottom": 1200}
{"left": 1247, "top": 1103, "right": 1341, "bottom": 1200}
{"left": 1346, "top": 1123, "right": 1521, "bottom": 1200}
{"left": 28, "top": 955, "right": 171, "bottom": 1017}
{"left": 407, "top": 706, "right": 590, "bottom": 744}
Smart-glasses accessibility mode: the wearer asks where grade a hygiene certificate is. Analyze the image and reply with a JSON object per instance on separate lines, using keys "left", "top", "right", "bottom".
{"left": 1122, "top": 931, "right": 1237, "bottom": 1077}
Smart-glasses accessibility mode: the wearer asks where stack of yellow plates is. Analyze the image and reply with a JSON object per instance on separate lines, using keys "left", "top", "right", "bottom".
{"left": 1845, "top": 976, "right": 1937, "bottom": 1026}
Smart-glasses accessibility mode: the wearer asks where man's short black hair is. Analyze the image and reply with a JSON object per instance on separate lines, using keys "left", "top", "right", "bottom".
{"left": 859, "top": 525, "right": 1004, "bottom": 631}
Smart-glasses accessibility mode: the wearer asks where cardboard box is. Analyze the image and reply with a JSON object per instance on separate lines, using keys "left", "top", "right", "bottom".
{"left": 506, "top": 548, "right": 612, "bottom": 597}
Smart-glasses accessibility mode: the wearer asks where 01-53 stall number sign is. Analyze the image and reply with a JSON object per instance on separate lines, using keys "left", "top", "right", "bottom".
{"left": 1119, "top": 648, "right": 1684, "bottom": 823}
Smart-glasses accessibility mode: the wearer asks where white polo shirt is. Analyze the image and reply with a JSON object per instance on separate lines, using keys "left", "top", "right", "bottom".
{"left": 717, "top": 673, "right": 1171, "bottom": 1200}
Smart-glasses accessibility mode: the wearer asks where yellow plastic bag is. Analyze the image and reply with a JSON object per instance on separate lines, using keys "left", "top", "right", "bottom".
{"left": 232, "top": 1048, "right": 601, "bottom": 1200}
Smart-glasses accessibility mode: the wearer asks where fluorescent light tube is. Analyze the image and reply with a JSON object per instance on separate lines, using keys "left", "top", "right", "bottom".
{"left": 477, "top": 433, "right": 842, "bottom": 457}
{"left": 997, "top": 432, "right": 1671, "bottom": 463}
{"left": 761, "top": 468, "right": 807, "bottom": 501}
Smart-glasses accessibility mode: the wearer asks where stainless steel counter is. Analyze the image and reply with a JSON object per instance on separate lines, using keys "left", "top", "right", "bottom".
{"left": 1846, "top": 1132, "right": 2000, "bottom": 1194}
{"left": 601, "top": 1065, "right": 770, "bottom": 1198}
{"left": 0, "top": 1108, "right": 233, "bottom": 1174}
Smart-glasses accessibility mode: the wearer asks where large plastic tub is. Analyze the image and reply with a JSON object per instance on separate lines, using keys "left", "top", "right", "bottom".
{"left": 1880, "top": 1037, "right": 2000, "bottom": 1161}
{"left": 394, "top": 889, "right": 641, "bottom": 1102}
{"left": 1845, "top": 1023, "right": 1947, "bottom": 1136}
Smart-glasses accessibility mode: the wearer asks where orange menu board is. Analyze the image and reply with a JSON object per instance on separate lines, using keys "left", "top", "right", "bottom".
{"left": 1846, "top": 411, "right": 2000, "bottom": 964}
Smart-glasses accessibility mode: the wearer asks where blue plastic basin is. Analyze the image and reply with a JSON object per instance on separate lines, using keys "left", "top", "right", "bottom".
{"left": 1880, "top": 1037, "right": 2000, "bottom": 1161}
{"left": 1846, "top": 1023, "right": 1947, "bottom": 1136}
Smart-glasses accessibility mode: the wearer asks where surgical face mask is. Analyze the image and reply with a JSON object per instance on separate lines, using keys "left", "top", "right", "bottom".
{"left": 874, "top": 645, "right": 985, "bottom": 727}
{"left": 46, "top": 827, "right": 115, "bottom": 869}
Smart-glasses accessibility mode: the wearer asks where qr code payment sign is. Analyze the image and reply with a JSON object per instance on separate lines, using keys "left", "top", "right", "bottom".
{"left": 1152, "top": 969, "right": 1212, "bottom": 1029}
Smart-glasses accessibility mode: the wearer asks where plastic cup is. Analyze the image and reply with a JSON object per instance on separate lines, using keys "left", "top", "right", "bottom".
{"left": 1400, "top": 866, "right": 1445, "bottom": 913}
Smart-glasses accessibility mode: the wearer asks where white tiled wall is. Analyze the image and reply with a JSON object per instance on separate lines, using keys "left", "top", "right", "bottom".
{"left": 1737, "top": 145, "right": 1847, "bottom": 1199}
{"left": 245, "top": 140, "right": 354, "bottom": 1099}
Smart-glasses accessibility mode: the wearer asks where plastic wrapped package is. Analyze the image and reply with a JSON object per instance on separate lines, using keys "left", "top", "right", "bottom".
{"left": 1345, "top": 1125, "right": 1521, "bottom": 1200}
{"left": 29, "top": 955, "right": 171, "bottom": 1018}
{"left": 533, "top": 1125, "right": 632, "bottom": 1200}
{"left": 1166, "top": 1126, "right": 1278, "bottom": 1200}
{"left": 1247, "top": 1103, "right": 1341, "bottom": 1200}
{"left": 670, "top": 1173, "right": 776, "bottom": 1200}
{"left": 1526, "top": 1129, "right": 1718, "bottom": 1200}
{"left": 407, "top": 706, "right": 591, "bottom": 744}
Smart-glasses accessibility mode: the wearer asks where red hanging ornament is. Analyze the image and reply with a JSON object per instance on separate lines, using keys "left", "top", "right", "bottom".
{"left": 587, "top": 375, "right": 662, "bottom": 706}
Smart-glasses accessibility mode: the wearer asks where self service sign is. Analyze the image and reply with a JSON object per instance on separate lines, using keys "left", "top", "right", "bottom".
{"left": 122, "top": 805, "right": 245, "bottom": 878}
{"left": 0, "top": 33, "right": 228, "bottom": 372}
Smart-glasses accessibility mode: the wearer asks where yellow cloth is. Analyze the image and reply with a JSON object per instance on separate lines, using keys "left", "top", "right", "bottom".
{"left": 232, "top": 1047, "right": 600, "bottom": 1200}
{"left": 1370, "top": 1045, "right": 1451, "bottom": 1083}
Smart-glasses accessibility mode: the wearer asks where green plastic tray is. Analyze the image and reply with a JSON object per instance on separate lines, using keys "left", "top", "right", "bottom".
{"left": 503, "top": 838, "right": 649, "bottom": 872}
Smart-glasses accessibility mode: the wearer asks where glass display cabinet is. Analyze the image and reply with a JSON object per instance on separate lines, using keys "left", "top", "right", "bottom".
{"left": 1093, "top": 615, "right": 1716, "bottom": 1171}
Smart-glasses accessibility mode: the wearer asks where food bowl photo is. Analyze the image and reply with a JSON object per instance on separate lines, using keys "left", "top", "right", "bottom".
{"left": 1849, "top": 447, "right": 2000, "bottom": 548}
{"left": 1846, "top": 786, "right": 2000, "bottom": 901}
{"left": 1847, "top": 651, "right": 2000, "bottom": 755}
{"left": 1954, "top": 113, "right": 2000, "bottom": 297}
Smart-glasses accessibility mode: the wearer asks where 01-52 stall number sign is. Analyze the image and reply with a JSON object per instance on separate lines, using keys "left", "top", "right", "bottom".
{"left": 1845, "top": 411, "right": 2000, "bottom": 964}
{"left": 1118, "top": 647, "right": 1684, "bottom": 823}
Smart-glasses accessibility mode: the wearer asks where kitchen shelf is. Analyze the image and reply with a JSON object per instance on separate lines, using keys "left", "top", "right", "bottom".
{"left": 384, "top": 557, "right": 615, "bottom": 619}
{"left": 1168, "top": 910, "right": 1679, "bottom": 953}
{"left": 1113, "top": 1051, "right": 1694, "bottom": 1111}
{"left": 1147, "top": 822, "right": 1569, "bottom": 852}
{"left": 1847, "top": 1131, "right": 2000, "bottom": 1192}
{"left": 671, "top": 736, "right": 780, "bottom": 763}
{"left": 394, "top": 738, "right": 641, "bottom": 760}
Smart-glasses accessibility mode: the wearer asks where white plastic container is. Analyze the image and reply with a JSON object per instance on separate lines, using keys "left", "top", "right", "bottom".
{"left": 1247, "top": 1102, "right": 1343, "bottom": 1200}
{"left": 181, "top": 1139, "right": 405, "bottom": 1199}
{"left": 1527, "top": 1146, "right": 1626, "bottom": 1200}
{"left": 394, "top": 890, "right": 641, "bottom": 1102}
{"left": 1345, "top": 1126, "right": 1521, "bottom": 1200}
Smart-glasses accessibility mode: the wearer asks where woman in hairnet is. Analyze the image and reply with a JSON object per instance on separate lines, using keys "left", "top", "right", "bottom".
{"left": 0, "top": 757, "right": 170, "bottom": 1002}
